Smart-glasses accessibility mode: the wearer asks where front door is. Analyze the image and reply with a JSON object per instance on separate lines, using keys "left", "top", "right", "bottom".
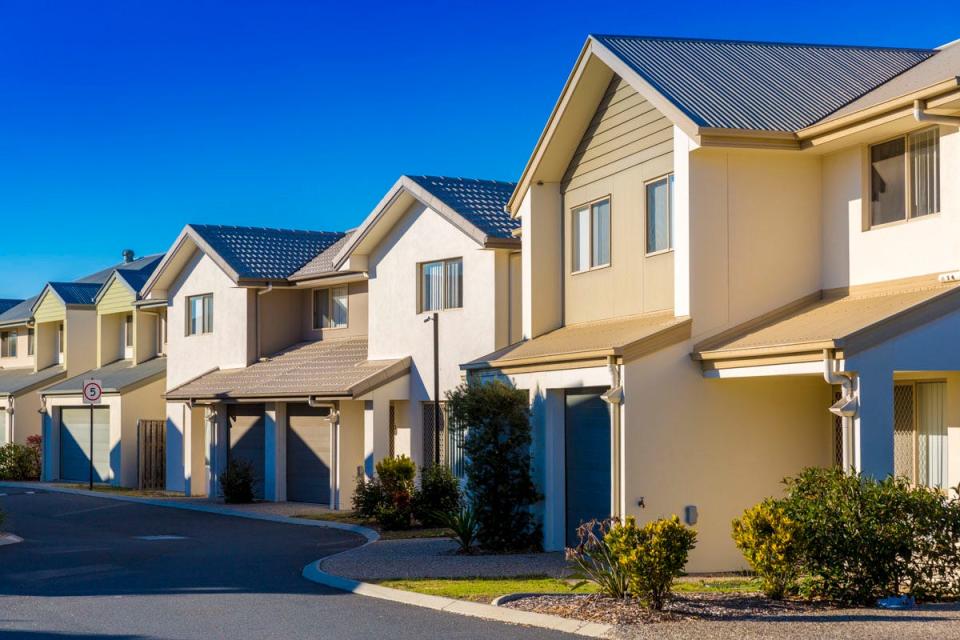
{"left": 564, "top": 389, "right": 611, "bottom": 548}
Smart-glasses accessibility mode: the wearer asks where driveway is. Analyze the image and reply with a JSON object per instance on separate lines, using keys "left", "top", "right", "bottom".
{"left": 0, "top": 487, "right": 577, "bottom": 640}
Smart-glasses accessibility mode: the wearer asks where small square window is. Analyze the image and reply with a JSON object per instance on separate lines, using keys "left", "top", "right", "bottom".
{"left": 0, "top": 331, "right": 16, "bottom": 358}
{"left": 420, "top": 258, "right": 463, "bottom": 312}
{"left": 313, "top": 286, "right": 349, "bottom": 329}
{"left": 870, "top": 127, "right": 939, "bottom": 227}
{"left": 186, "top": 294, "right": 213, "bottom": 336}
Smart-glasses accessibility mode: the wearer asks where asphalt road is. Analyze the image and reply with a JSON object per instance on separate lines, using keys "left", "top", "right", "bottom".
{"left": 0, "top": 488, "right": 577, "bottom": 640}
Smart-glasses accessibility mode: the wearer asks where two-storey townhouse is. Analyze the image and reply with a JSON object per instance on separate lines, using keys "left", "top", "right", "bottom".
{"left": 0, "top": 297, "right": 61, "bottom": 445}
{"left": 40, "top": 253, "right": 165, "bottom": 486}
{"left": 140, "top": 224, "right": 351, "bottom": 499}
{"left": 160, "top": 177, "right": 520, "bottom": 509}
{"left": 465, "top": 35, "right": 960, "bottom": 571}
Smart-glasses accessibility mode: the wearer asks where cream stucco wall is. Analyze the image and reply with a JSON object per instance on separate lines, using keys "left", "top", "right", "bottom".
{"left": 165, "top": 251, "right": 253, "bottom": 390}
{"left": 520, "top": 184, "right": 563, "bottom": 339}
{"left": 299, "top": 280, "right": 369, "bottom": 343}
{"left": 821, "top": 126, "right": 960, "bottom": 289}
{"left": 1, "top": 389, "right": 44, "bottom": 445}
{"left": 366, "top": 202, "right": 506, "bottom": 465}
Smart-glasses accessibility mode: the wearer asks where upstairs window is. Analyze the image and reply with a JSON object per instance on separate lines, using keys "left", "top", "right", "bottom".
{"left": 572, "top": 198, "right": 610, "bottom": 272}
{"left": 313, "top": 286, "right": 349, "bottom": 329}
{"left": 186, "top": 294, "right": 213, "bottom": 336}
{"left": 646, "top": 174, "right": 674, "bottom": 254}
{"left": 870, "top": 128, "right": 940, "bottom": 227}
{"left": 27, "top": 328, "right": 34, "bottom": 356}
{"left": 125, "top": 314, "right": 134, "bottom": 348}
{"left": 58, "top": 323, "right": 64, "bottom": 354}
{"left": 421, "top": 258, "right": 463, "bottom": 312}
{"left": 0, "top": 331, "right": 16, "bottom": 358}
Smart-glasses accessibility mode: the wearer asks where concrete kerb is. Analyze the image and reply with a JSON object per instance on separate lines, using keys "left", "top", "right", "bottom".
{"left": 301, "top": 560, "right": 612, "bottom": 638}
{"left": 0, "top": 481, "right": 378, "bottom": 542}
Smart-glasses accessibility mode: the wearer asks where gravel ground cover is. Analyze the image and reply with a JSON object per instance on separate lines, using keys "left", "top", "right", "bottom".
{"left": 321, "top": 538, "right": 569, "bottom": 580}
{"left": 502, "top": 593, "right": 960, "bottom": 639}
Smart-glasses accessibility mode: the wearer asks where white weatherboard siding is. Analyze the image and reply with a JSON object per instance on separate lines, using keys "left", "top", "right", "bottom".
{"left": 822, "top": 126, "right": 960, "bottom": 289}
{"left": 367, "top": 201, "right": 504, "bottom": 465}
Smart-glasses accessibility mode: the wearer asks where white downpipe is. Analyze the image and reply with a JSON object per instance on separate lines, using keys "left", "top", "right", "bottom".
{"left": 823, "top": 350, "right": 859, "bottom": 472}
{"left": 913, "top": 100, "right": 960, "bottom": 127}
{"left": 602, "top": 357, "right": 624, "bottom": 519}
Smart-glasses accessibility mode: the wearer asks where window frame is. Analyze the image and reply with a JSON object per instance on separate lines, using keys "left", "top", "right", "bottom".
{"left": 0, "top": 330, "right": 16, "bottom": 359}
{"left": 419, "top": 257, "right": 464, "bottom": 313}
{"left": 645, "top": 173, "right": 675, "bottom": 256}
{"left": 894, "top": 379, "right": 949, "bottom": 490}
{"left": 570, "top": 195, "right": 612, "bottom": 274}
{"left": 27, "top": 328, "right": 34, "bottom": 357}
{"left": 124, "top": 314, "right": 134, "bottom": 348}
{"left": 867, "top": 127, "right": 941, "bottom": 230}
{"left": 185, "top": 293, "right": 214, "bottom": 336}
{"left": 312, "top": 285, "right": 350, "bottom": 330}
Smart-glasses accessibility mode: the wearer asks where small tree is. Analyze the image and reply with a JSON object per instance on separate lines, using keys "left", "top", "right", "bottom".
{"left": 447, "top": 380, "right": 541, "bottom": 552}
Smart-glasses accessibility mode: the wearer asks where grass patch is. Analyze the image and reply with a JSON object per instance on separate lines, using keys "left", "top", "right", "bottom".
{"left": 293, "top": 512, "right": 450, "bottom": 540}
{"left": 375, "top": 575, "right": 597, "bottom": 603}
{"left": 672, "top": 576, "right": 763, "bottom": 593}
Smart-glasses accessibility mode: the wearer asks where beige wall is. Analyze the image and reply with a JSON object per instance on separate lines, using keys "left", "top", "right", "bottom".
{"left": 98, "top": 313, "right": 125, "bottom": 367}
{"left": 64, "top": 308, "right": 97, "bottom": 376}
{"left": 119, "top": 377, "right": 167, "bottom": 486}
{"left": 821, "top": 126, "right": 960, "bottom": 289}
{"left": 561, "top": 74, "right": 675, "bottom": 325}
{"left": 338, "top": 399, "right": 365, "bottom": 509}
{"left": 520, "top": 184, "right": 563, "bottom": 339}
{"left": 299, "top": 280, "right": 369, "bottom": 343}
{"left": 687, "top": 147, "right": 823, "bottom": 339}
{"left": 3, "top": 388, "right": 44, "bottom": 445}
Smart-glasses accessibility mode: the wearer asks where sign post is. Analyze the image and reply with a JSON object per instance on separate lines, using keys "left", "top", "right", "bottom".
{"left": 82, "top": 379, "right": 103, "bottom": 491}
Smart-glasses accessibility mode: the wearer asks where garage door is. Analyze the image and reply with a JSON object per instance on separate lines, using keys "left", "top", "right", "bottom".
{"left": 228, "top": 404, "right": 265, "bottom": 500}
{"left": 286, "top": 404, "right": 332, "bottom": 504}
{"left": 564, "top": 389, "right": 611, "bottom": 548}
{"left": 60, "top": 407, "right": 110, "bottom": 482}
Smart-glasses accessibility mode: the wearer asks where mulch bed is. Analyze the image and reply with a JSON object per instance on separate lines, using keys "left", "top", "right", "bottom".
{"left": 501, "top": 593, "right": 841, "bottom": 625}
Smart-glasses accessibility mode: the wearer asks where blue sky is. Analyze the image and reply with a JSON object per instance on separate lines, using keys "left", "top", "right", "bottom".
{"left": 0, "top": 0, "right": 954, "bottom": 298}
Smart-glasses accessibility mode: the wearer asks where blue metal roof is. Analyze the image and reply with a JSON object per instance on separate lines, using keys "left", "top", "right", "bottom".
{"left": 0, "top": 296, "right": 38, "bottom": 325}
{"left": 189, "top": 224, "right": 346, "bottom": 280}
{"left": 592, "top": 35, "right": 936, "bottom": 131}
{"left": 76, "top": 253, "right": 165, "bottom": 285}
{"left": 406, "top": 176, "right": 518, "bottom": 238}
{"left": 48, "top": 282, "right": 103, "bottom": 306}
{"left": 113, "top": 254, "right": 163, "bottom": 295}
{"left": 0, "top": 300, "right": 22, "bottom": 315}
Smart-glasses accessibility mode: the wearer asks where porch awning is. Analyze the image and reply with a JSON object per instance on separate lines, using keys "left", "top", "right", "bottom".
{"left": 0, "top": 365, "right": 65, "bottom": 397}
{"left": 463, "top": 311, "right": 691, "bottom": 373}
{"left": 165, "top": 336, "right": 409, "bottom": 401}
{"left": 693, "top": 276, "right": 960, "bottom": 372}
{"left": 42, "top": 357, "right": 166, "bottom": 396}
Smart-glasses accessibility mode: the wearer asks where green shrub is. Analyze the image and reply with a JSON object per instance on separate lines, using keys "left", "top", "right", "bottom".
{"left": 374, "top": 456, "right": 416, "bottom": 530}
{"left": 738, "top": 467, "right": 960, "bottom": 605}
{"left": 732, "top": 499, "right": 799, "bottom": 599}
{"left": 447, "top": 380, "right": 541, "bottom": 552}
{"left": 606, "top": 516, "right": 697, "bottom": 610}
{"left": 413, "top": 464, "right": 462, "bottom": 527}
{"left": 437, "top": 506, "right": 479, "bottom": 554}
{"left": 219, "top": 459, "right": 255, "bottom": 504}
{"left": 0, "top": 443, "right": 41, "bottom": 481}
{"left": 352, "top": 476, "right": 385, "bottom": 520}
{"left": 565, "top": 519, "right": 631, "bottom": 599}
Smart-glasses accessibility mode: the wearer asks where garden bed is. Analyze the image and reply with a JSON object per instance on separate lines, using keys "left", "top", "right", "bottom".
{"left": 293, "top": 512, "right": 450, "bottom": 540}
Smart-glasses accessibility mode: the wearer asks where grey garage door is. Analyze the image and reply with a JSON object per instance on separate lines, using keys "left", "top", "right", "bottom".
{"left": 228, "top": 404, "right": 265, "bottom": 500}
{"left": 60, "top": 407, "right": 110, "bottom": 482}
{"left": 564, "top": 389, "right": 611, "bottom": 548}
{"left": 286, "top": 404, "right": 332, "bottom": 504}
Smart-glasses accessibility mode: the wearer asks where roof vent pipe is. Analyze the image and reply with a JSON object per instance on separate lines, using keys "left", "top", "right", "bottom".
{"left": 122, "top": 249, "right": 135, "bottom": 263}
{"left": 913, "top": 100, "right": 960, "bottom": 127}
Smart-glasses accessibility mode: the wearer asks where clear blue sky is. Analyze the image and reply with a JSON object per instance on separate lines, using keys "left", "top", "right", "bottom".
{"left": 1, "top": 0, "right": 954, "bottom": 298}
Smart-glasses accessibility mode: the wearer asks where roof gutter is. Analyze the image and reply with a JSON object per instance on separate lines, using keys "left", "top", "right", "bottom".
{"left": 913, "top": 99, "right": 960, "bottom": 126}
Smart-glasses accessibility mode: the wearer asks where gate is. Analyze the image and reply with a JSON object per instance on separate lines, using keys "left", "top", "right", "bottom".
{"left": 138, "top": 419, "right": 166, "bottom": 490}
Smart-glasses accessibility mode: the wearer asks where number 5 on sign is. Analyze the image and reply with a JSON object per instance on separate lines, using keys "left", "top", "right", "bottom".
{"left": 83, "top": 379, "right": 103, "bottom": 405}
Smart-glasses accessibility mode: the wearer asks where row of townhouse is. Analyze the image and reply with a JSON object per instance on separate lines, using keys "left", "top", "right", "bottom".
{"left": 2, "top": 33, "right": 960, "bottom": 571}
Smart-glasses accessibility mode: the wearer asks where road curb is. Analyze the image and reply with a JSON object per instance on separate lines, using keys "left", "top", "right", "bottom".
{"left": 0, "top": 481, "right": 378, "bottom": 542}
{"left": 301, "top": 560, "right": 612, "bottom": 638}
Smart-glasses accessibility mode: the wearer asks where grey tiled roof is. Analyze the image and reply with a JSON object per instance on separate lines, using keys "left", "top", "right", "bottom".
{"left": 593, "top": 35, "right": 936, "bottom": 131}
{"left": 290, "top": 231, "right": 356, "bottom": 280}
{"left": 189, "top": 224, "right": 346, "bottom": 280}
{"left": 43, "top": 357, "right": 166, "bottom": 395}
{"left": 76, "top": 254, "right": 166, "bottom": 285}
{"left": 0, "top": 365, "right": 65, "bottom": 396}
{"left": 48, "top": 282, "right": 103, "bottom": 306}
{"left": 406, "top": 176, "right": 518, "bottom": 238}
{"left": 0, "top": 300, "right": 22, "bottom": 315}
{"left": 166, "top": 337, "right": 408, "bottom": 400}
{"left": 0, "top": 297, "right": 38, "bottom": 326}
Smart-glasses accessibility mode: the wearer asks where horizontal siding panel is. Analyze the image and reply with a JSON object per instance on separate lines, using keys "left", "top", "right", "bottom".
{"left": 582, "top": 103, "right": 662, "bottom": 146}
{"left": 97, "top": 280, "right": 134, "bottom": 316}
{"left": 565, "top": 140, "right": 674, "bottom": 192}
{"left": 33, "top": 292, "right": 65, "bottom": 324}
{"left": 570, "top": 119, "right": 673, "bottom": 170}
{"left": 565, "top": 128, "right": 674, "bottom": 188}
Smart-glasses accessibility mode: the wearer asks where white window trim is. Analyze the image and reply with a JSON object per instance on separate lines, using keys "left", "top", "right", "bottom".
{"left": 867, "top": 126, "right": 941, "bottom": 230}
{"left": 644, "top": 173, "right": 675, "bottom": 257}
{"left": 570, "top": 195, "right": 612, "bottom": 274}
{"left": 419, "top": 257, "right": 464, "bottom": 313}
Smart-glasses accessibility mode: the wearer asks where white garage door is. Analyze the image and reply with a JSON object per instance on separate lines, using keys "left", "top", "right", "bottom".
{"left": 60, "top": 407, "right": 110, "bottom": 482}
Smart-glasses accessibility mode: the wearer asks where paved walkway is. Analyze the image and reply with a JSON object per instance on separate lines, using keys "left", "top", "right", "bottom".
{"left": 322, "top": 537, "right": 570, "bottom": 580}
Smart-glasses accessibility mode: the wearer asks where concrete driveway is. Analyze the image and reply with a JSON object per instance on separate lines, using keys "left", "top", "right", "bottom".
{"left": 0, "top": 487, "right": 577, "bottom": 640}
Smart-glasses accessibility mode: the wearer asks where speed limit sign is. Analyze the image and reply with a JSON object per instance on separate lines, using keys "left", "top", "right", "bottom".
{"left": 82, "top": 379, "right": 103, "bottom": 405}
